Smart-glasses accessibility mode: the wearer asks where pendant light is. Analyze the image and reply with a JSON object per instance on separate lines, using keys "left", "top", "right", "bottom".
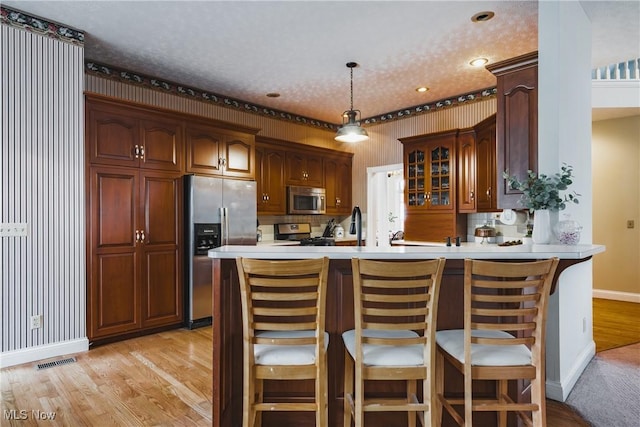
{"left": 335, "top": 62, "right": 369, "bottom": 143}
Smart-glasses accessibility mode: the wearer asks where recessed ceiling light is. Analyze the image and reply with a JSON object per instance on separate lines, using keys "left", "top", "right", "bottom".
{"left": 416, "top": 87, "right": 429, "bottom": 93}
{"left": 266, "top": 93, "right": 280, "bottom": 98}
{"left": 471, "top": 11, "right": 495, "bottom": 22}
{"left": 469, "top": 58, "right": 488, "bottom": 67}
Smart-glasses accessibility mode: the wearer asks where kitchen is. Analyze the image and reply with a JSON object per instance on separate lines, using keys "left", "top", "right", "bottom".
{"left": 1, "top": 1, "right": 638, "bottom": 426}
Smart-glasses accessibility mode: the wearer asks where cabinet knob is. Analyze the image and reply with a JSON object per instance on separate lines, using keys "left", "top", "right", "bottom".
{"left": 336, "top": 198, "right": 341, "bottom": 206}
{"left": 139, "top": 145, "right": 145, "bottom": 159}
{"left": 486, "top": 187, "right": 491, "bottom": 198}
{"left": 219, "top": 157, "right": 227, "bottom": 167}
{"left": 135, "top": 230, "right": 140, "bottom": 243}
{"left": 134, "top": 145, "right": 140, "bottom": 159}
{"left": 140, "top": 230, "right": 146, "bottom": 242}
{"left": 470, "top": 191, "right": 475, "bottom": 200}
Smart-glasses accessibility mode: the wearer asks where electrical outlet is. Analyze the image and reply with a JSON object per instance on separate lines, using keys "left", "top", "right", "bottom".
{"left": 582, "top": 317, "right": 587, "bottom": 333}
{"left": 0, "top": 223, "right": 28, "bottom": 237}
{"left": 30, "top": 314, "right": 42, "bottom": 330}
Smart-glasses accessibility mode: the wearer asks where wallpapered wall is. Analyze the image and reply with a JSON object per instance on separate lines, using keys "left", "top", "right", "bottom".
{"left": 1, "top": 24, "right": 86, "bottom": 356}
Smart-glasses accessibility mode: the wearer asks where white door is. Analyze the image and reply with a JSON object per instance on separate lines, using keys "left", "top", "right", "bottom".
{"left": 366, "top": 164, "right": 404, "bottom": 247}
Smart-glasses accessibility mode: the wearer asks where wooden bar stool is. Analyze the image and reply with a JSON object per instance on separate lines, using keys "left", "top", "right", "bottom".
{"left": 435, "top": 258, "right": 560, "bottom": 427}
{"left": 343, "top": 257, "right": 446, "bottom": 427}
{"left": 236, "top": 256, "right": 330, "bottom": 427}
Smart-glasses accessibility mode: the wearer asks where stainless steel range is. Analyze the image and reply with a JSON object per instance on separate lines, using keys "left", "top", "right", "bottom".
{"left": 274, "top": 223, "right": 335, "bottom": 246}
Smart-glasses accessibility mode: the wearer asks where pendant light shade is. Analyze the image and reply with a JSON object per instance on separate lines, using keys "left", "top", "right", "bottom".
{"left": 335, "top": 62, "right": 369, "bottom": 143}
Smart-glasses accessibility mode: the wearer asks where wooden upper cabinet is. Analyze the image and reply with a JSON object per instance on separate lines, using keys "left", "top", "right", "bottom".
{"left": 401, "top": 130, "right": 457, "bottom": 212}
{"left": 255, "top": 144, "right": 287, "bottom": 214}
{"left": 324, "top": 154, "right": 353, "bottom": 215}
{"left": 286, "top": 151, "right": 324, "bottom": 187}
{"left": 185, "top": 124, "right": 224, "bottom": 175}
{"left": 223, "top": 135, "right": 254, "bottom": 178}
{"left": 256, "top": 137, "right": 350, "bottom": 215}
{"left": 457, "top": 114, "right": 498, "bottom": 213}
{"left": 487, "top": 51, "right": 538, "bottom": 209}
{"left": 185, "top": 123, "right": 255, "bottom": 179}
{"left": 88, "top": 107, "right": 139, "bottom": 167}
{"left": 87, "top": 100, "right": 182, "bottom": 171}
{"left": 475, "top": 114, "right": 497, "bottom": 212}
{"left": 457, "top": 128, "right": 476, "bottom": 213}
{"left": 140, "top": 118, "right": 183, "bottom": 171}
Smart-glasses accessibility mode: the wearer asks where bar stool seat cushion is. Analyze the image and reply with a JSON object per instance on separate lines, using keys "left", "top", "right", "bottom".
{"left": 342, "top": 329, "right": 423, "bottom": 366}
{"left": 436, "top": 329, "right": 532, "bottom": 366}
{"left": 254, "top": 330, "right": 329, "bottom": 366}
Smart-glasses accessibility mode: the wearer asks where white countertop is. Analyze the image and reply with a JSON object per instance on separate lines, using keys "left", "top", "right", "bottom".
{"left": 209, "top": 242, "right": 605, "bottom": 260}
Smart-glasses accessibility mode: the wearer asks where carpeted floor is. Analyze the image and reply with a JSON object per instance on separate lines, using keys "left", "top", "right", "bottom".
{"left": 566, "top": 343, "right": 640, "bottom": 427}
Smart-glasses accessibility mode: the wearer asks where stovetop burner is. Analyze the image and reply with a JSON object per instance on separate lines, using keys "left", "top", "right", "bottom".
{"left": 275, "top": 223, "right": 335, "bottom": 246}
{"left": 299, "top": 237, "right": 336, "bottom": 246}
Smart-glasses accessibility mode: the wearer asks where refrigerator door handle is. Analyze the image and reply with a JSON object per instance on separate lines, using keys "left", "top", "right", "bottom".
{"left": 220, "top": 206, "right": 229, "bottom": 246}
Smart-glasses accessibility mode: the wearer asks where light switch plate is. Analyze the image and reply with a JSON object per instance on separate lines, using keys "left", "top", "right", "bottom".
{"left": 0, "top": 223, "right": 28, "bottom": 237}
{"left": 627, "top": 220, "right": 635, "bottom": 229}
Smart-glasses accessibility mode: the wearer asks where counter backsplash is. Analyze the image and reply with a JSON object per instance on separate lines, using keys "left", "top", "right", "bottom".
{"left": 467, "top": 211, "right": 530, "bottom": 243}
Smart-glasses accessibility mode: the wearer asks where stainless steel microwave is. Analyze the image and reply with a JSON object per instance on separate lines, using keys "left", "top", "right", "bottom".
{"left": 287, "top": 186, "right": 326, "bottom": 215}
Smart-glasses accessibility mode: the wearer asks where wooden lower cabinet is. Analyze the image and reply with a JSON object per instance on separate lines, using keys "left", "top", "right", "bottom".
{"left": 404, "top": 212, "right": 467, "bottom": 243}
{"left": 88, "top": 166, "right": 183, "bottom": 341}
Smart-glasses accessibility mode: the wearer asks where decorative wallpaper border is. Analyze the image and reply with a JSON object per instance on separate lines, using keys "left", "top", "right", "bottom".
{"left": 0, "top": 6, "right": 84, "bottom": 46}
{"left": 86, "top": 61, "right": 340, "bottom": 131}
{"left": 363, "top": 88, "right": 497, "bottom": 125}
{"left": 87, "top": 61, "right": 497, "bottom": 130}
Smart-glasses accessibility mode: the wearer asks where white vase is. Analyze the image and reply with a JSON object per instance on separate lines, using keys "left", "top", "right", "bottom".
{"left": 532, "top": 209, "right": 552, "bottom": 244}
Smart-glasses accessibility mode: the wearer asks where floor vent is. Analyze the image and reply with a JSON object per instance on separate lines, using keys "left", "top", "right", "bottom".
{"left": 35, "top": 357, "right": 77, "bottom": 370}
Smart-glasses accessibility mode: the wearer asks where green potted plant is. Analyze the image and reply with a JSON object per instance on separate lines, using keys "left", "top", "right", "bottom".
{"left": 503, "top": 163, "right": 580, "bottom": 243}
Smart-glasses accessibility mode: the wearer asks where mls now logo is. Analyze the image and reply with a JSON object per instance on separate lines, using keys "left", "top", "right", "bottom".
{"left": 4, "top": 410, "right": 28, "bottom": 420}
{"left": 3, "top": 409, "right": 56, "bottom": 420}
{"left": 31, "top": 410, "right": 57, "bottom": 420}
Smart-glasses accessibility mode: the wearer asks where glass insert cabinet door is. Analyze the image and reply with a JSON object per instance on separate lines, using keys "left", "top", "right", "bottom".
{"left": 407, "top": 149, "right": 426, "bottom": 206}
{"left": 430, "top": 146, "right": 450, "bottom": 207}
{"left": 406, "top": 146, "right": 451, "bottom": 208}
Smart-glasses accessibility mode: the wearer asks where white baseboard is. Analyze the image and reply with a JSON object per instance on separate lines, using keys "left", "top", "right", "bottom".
{"left": 0, "top": 338, "right": 89, "bottom": 369}
{"left": 592, "top": 289, "right": 640, "bottom": 303}
{"left": 546, "top": 340, "right": 596, "bottom": 402}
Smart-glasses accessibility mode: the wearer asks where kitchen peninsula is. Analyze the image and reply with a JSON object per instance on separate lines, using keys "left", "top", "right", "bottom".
{"left": 209, "top": 244, "right": 604, "bottom": 427}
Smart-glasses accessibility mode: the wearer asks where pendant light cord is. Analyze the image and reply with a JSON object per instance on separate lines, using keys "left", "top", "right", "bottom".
{"left": 350, "top": 66, "right": 354, "bottom": 111}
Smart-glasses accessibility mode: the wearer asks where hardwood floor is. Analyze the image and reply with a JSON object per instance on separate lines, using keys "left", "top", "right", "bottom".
{"left": 1, "top": 327, "right": 213, "bottom": 426}
{"left": 1, "top": 298, "right": 638, "bottom": 426}
{"left": 593, "top": 298, "right": 640, "bottom": 352}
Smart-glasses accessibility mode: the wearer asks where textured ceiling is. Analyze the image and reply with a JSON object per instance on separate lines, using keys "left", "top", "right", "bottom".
{"left": 4, "top": 1, "right": 639, "bottom": 125}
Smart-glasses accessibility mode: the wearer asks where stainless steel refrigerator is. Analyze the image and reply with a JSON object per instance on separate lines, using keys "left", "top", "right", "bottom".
{"left": 184, "top": 174, "right": 257, "bottom": 328}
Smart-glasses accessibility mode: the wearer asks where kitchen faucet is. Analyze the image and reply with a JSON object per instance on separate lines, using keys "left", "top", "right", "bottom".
{"left": 350, "top": 205, "right": 362, "bottom": 247}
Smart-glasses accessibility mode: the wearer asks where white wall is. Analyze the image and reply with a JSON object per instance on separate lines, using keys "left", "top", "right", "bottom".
{"left": 592, "top": 115, "right": 640, "bottom": 299}
{"left": 539, "top": 0, "right": 595, "bottom": 401}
